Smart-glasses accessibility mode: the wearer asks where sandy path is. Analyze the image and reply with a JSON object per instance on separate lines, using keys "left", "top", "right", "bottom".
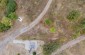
{"left": 0, "top": 0, "right": 52, "bottom": 51}
{"left": 52, "top": 35, "right": 85, "bottom": 55}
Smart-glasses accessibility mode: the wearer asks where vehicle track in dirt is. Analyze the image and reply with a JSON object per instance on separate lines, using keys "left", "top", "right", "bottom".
{"left": 52, "top": 35, "right": 85, "bottom": 55}
{"left": 0, "top": 0, "right": 52, "bottom": 51}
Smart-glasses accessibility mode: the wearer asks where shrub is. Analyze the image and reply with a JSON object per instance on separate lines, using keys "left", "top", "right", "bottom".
{"left": 1, "top": 17, "right": 12, "bottom": 26}
{"left": 8, "top": 12, "right": 18, "bottom": 20}
{"left": 67, "top": 10, "right": 80, "bottom": 21}
{"left": 0, "top": 0, "right": 8, "bottom": 8}
{"left": 59, "top": 37, "right": 67, "bottom": 43}
{"left": 43, "top": 41, "right": 60, "bottom": 55}
{"left": 0, "top": 23, "right": 11, "bottom": 32}
{"left": 80, "top": 28, "right": 85, "bottom": 34}
{"left": 71, "top": 32, "right": 80, "bottom": 39}
{"left": 0, "top": 0, "right": 17, "bottom": 32}
{"left": 6, "top": 0, "right": 17, "bottom": 16}
{"left": 33, "top": 52, "right": 36, "bottom": 55}
{"left": 45, "top": 19, "right": 52, "bottom": 26}
{"left": 80, "top": 19, "right": 85, "bottom": 28}
{"left": 0, "top": 17, "right": 12, "bottom": 32}
{"left": 75, "top": 18, "right": 85, "bottom": 32}
{"left": 50, "top": 27, "right": 56, "bottom": 33}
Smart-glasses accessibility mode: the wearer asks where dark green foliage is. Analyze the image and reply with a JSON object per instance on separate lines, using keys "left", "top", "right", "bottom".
{"left": 0, "top": 0, "right": 17, "bottom": 32}
{"left": 0, "top": 23, "right": 11, "bottom": 32}
{"left": 33, "top": 52, "right": 36, "bottom": 55}
{"left": 67, "top": 10, "right": 80, "bottom": 21}
{"left": 6, "top": 0, "right": 17, "bottom": 16}
{"left": 45, "top": 19, "right": 52, "bottom": 25}
{"left": 8, "top": 12, "right": 18, "bottom": 20}
{"left": 43, "top": 41, "right": 60, "bottom": 55}
{"left": 76, "top": 19, "right": 85, "bottom": 31}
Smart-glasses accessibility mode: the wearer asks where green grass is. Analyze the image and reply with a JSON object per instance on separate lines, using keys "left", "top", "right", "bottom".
{"left": 43, "top": 41, "right": 60, "bottom": 55}
{"left": 67, "top": 10, "right": 80, "bottom": 21}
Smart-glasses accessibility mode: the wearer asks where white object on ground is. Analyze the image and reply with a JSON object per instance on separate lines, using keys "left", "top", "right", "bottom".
{"left": 18, "top": 17, "right": 23, "bottom": 22}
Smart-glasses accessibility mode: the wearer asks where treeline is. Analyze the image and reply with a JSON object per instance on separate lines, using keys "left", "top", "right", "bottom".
{"left": 0, "top": 0, "right": 17, "bottom": 32}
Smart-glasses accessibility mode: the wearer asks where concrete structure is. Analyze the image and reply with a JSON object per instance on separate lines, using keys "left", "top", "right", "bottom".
{"left": 13, "top": 40, "right": 44, "bottom": 55}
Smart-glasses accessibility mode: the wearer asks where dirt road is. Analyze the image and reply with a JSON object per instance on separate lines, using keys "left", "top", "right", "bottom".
{"left": 52, "top": 35, "right": 85, "bottom": 55}
{"left": 0, "top": 0, "right": 52, "bottom": 51}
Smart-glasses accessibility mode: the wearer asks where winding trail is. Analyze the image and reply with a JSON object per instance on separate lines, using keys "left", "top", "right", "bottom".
{"left": 0, "top": 0, "right": 52, "bottom": 51}
{"left": 1, "top": 0, "right": 85, "bottom": 55}
{"left": 52, "top": 35, "right": 85, "bottom": 55}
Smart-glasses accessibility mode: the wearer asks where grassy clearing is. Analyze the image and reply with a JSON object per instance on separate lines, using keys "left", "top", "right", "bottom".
{"left": 43, "top": 41, "right": 60, "bottom": 55}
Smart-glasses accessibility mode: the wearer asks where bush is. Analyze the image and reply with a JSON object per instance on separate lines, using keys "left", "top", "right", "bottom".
{"left": 80, "top": 19, "right": 85, "bottom": 28}
{"left": 80, "top": 28, "right": 85, "bottom": 34}
{"left": 0, "top": 23, "right": 11, "bottom": 32}
{"left": 6, "top": 0, "right": 17, "bottom": 16}
{"left": 0, "top": 0, "right": 17, "bottom": 32}
{"left": 1, "top": 17, "right": 12, "bottom": 26}
{"left": 71, "top": 32, "right": 80, "bottom": 39}
{"left": 59, "top": 37, "right": 67, "bottom": 43}
{"left": 8, "top": 12, "right": 18, "bottom": 20}
{"left": 0, "top": 17, "right": 12, "bottom": 32}
{"left": 67, "top": 10, "right": 80, "bottom": 21}
{"left": 43, "top": 41, "right": 60, "bottom": 55}
{"left": 33, "top": 52, "right": 36, "bottom": 55}
{"left": 0, "top": 0, "right": 8, "bottom": 8}
{"left": 45, "top": 19, "right": 52, "bottom": 26}
{"left": 50, "top": 27, "right": 56, "bottom": 33}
